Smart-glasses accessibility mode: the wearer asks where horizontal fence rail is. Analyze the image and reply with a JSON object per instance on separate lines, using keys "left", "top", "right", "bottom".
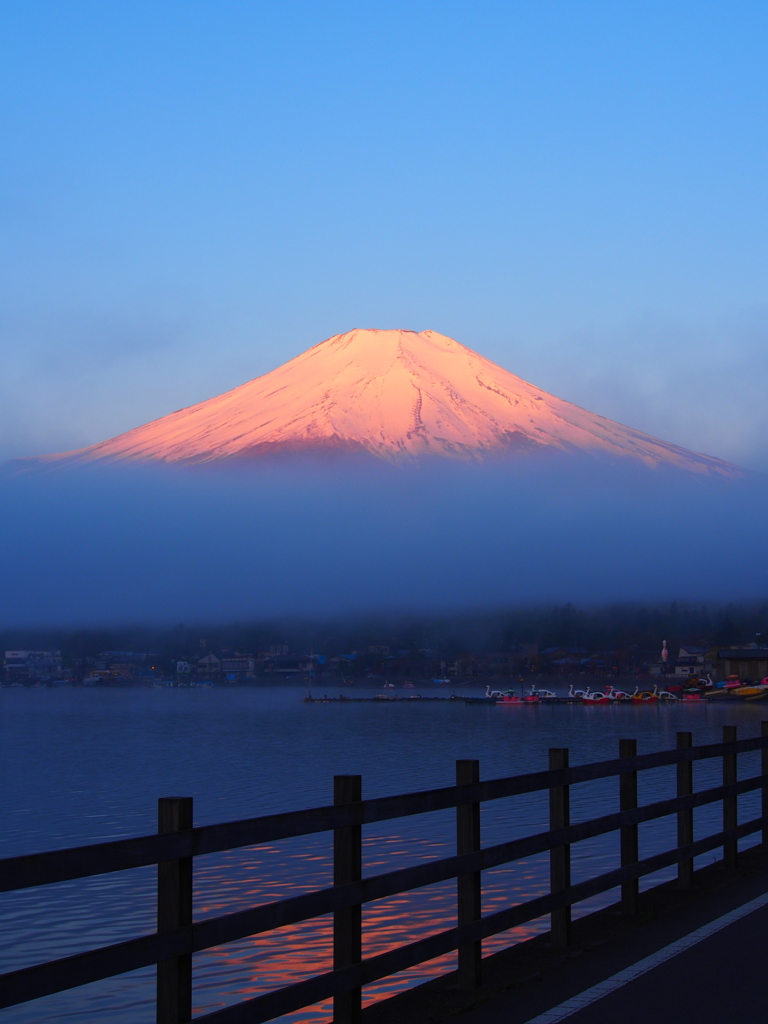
{"left": 3, "top": 737, "right": 766, "bottom": 894}
{"left": 192, "top": 818, "right": 765, "bottom": 1024}
{"left": 1, "top": 724, "right": 767, "bottom": 1023}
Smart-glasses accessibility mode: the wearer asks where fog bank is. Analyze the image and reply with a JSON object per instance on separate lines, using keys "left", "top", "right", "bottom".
{"left": 0, "top": 459, "right": 764, "bottom": 626}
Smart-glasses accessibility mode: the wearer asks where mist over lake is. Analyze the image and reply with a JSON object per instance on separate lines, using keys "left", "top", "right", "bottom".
{"left": 1, "top": 458, "right": 766, "bottom": 626}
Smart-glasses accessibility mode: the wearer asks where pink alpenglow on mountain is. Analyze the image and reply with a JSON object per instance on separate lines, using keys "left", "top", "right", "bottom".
{"left": 31, "top": 328, "right": 738, "bottom": 475}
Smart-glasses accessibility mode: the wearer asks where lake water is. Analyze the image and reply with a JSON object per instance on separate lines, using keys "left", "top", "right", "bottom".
{"left": 0, "top": 685, "right": 765, "bottom": 1023}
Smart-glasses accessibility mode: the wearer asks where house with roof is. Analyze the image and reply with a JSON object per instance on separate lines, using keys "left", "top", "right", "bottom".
{"left": 197, "top": 654, "right": 221, "bottom": 679}
{"left": 4, "top": 651, "right": 63, "bottom": 683}
{"left": 716, "top": 645, "right": 768, "bottom": 681}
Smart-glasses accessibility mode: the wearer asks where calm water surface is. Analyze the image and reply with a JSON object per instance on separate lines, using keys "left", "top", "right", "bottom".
{"left": 0, "top": 686, "right": 765, "bottom": 1023}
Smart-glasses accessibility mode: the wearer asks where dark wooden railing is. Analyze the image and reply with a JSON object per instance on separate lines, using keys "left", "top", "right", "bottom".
{"left": 2, "top": 722, "right": 768, "bottom": 1023}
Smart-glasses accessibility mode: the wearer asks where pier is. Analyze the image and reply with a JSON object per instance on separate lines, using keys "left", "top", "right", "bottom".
{"left": 302, "top": 692, "right": 460, "bottom": 702}
{"left": 1, "top": 723, "right": 767, "bottom": 1023}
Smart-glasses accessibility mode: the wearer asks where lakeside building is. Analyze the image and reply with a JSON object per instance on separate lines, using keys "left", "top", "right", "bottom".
{"left": 91, "top": 651, "right": 159, "bottom": 683}
{"left": 4, "top": 651, "right": 64, "bottom": 683}
{"left": 716, "top": 645, "right": 768, "bottom": 681}
{"left": 83, "top": 652, "right": 162, "bottom": 684}
{"left": 220, "top": 653, "right": 257, "bottom": 680}
{"left": 669, "top": 645, "right": 711, "bottom": 678}
{"left": 262, "top": 654, "right": 315, "bottom": 675}
{"left": 197, "top": 653, "right": 222, "bottom": 679}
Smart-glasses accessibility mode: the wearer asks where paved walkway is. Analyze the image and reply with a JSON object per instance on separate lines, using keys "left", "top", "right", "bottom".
{"left": 456, "top": 869, "right": 768, "bottom": 1024}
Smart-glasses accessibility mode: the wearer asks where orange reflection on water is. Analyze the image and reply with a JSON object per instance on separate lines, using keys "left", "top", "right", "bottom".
{"left": 189, "top": 841, "right": 555, "bottom": 1024}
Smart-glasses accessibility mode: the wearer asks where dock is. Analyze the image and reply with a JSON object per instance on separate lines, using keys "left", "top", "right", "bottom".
{"left": 303, "top": 692, "right": 460, "bottom": 702}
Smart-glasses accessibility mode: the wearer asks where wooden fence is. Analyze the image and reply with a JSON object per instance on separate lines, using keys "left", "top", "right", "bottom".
{"left": 1, "top": 722, "right": 767, "bottom": 1024}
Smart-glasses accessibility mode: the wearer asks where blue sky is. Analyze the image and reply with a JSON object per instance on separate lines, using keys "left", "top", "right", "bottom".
{"left": 3, "top": 1, "right": 768, "bottom": 467}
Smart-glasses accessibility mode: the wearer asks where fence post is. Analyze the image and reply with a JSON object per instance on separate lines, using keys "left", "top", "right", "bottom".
{"left": 549, "top": 748, "right": 571, "bottom": 948}
{"left": 762, "top": 721, "right": 768, "bottom": 854}
{"left": 334, "top": 775, "right": 362, "bottom": 1024}
{"left": 619, "top": 739, "right": 638, "bottom": 916}
{"left": 676, "top": 732, "right": 693, "bottom": 889}
{"left": 456, "top": 759, "right": 481, "bottom": 989}
{"left": 723, "top": 726, "right": 738, "bottom": 871}
{"left": 157, "top": 797, "right": 193, "bottom": 1024}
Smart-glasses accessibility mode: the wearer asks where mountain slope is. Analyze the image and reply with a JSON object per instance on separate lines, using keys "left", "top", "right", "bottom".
{"left": 28, "top": 328, "right": 739, "bottom": 476}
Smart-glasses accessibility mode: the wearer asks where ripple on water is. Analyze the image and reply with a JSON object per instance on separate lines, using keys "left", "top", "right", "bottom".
{"left": 0, "top": 687, "right": 762, "bottom": 1023}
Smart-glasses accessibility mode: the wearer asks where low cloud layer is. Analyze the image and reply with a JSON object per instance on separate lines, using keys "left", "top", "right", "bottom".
{"left": 0, "top": 458, "right": 765, "bottom": 627}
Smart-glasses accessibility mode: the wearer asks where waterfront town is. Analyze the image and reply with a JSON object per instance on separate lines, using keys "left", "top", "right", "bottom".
{"left": 4, "top": 640, "right": 768, "bottom": 686}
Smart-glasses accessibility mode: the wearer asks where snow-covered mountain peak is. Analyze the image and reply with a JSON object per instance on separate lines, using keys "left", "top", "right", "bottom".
{"left": 25, "top": 328, "right": 740, "bottom": 476}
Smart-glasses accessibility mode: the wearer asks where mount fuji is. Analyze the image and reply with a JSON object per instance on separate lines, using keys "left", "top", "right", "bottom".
{"left": 24, "top": 328, "right": 738, "bottom": 476}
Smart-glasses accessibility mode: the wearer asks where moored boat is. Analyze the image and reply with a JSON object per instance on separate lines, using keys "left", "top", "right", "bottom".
{"left": 607, "top": 686, "right": 633, "bottom": 701}
{"left": 568, "top": 684, "right": 590, "bottom": 699}
{"left": 528, "top": 685, "right": 557, "bottom": 701}
{"left": 631, "top": 685, "right": 659, "bottom": 704}
{"left": 583, "top": 691, "right": 611, "bottom": 704}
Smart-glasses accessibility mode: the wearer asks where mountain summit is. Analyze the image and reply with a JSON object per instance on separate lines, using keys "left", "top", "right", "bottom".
{"left": 30, "top": 328, "right": 737, "bottom": 475}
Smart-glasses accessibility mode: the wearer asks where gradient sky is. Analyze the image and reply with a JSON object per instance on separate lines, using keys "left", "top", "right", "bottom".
{"left": 3, "top": 2, "right": 768, "bottom": 468}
